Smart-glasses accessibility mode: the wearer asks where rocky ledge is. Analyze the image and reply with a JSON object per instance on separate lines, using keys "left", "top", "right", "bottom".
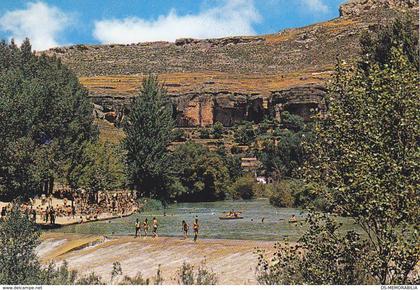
{"left": 340, "top": 0, "right": 418, "bottom": 17}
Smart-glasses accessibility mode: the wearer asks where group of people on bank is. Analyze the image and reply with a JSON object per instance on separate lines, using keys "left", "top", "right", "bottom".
{"left": 134, "top": 217, "right": 200, "bottom": 242}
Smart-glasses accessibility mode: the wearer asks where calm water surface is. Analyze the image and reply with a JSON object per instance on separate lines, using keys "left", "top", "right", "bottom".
{"left": 51, "top": 199, "right": 358, "bottom": 241}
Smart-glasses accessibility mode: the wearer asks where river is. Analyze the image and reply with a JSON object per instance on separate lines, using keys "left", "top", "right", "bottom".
{"left": 50, "top": 198, "right": 357, "bottom": 241}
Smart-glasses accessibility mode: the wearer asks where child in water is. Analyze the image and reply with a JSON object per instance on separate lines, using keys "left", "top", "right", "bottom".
{"left": 135, "top": 218, "right": 141, "bottom": 238}
{"left": 143, "top": 218, "right": 149, "bottom": 237}
{"left": 152, "top": 217, "right": 158, "bottom": 238}
{"left": 182, "top": 220, "right": 189, "bottom": 239}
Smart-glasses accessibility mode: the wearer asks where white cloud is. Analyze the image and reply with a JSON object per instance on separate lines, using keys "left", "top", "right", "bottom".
{"left": 0, "top": 2, "right": 71, "bottom": 51}
{"left": 301, "top": 0, "right": 329, "bottom": 13}
{"left": 93, "top": 0, "right": 261, "bottom": 44}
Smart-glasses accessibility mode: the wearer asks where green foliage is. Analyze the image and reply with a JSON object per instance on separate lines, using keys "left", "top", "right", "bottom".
{"left": 176, "top": 262, "right": 217, "bottom": 285}
{"left": 267, "top": 180, "right": 296, "bottom": 208}
{"left": 139, "top": 198, "right": 163, "bottom": 211}
{"left": 119, "top": 273, "right": 149, "bottom": 285}
{"left": 170, "top": 142, "right": 230, "bottom": 202}
{"left": 234, "top": 121, "right": 256, "bottom": 145}
{"left": 259, "top": 130, "right": 310, "bottom": 179}
{"left": 257, "top": 212, "right": 369, "bottom": 285}
{"left": 293, "top": 183, "right": 331, "bottom": 211}
{"left": 198, "top": 127, "right": 211, "bottom": 139}
{"left": 229, "top": 174, "right": 256, "bottom": 200}
{"left": 70, "top": 142, "right": 126, "bottom": 192}
{"left": 0, "top": 39, "right": 97, "bottom": 200}
{"left": 41, "top": 261, "right": 78, "bottom": 285}
{"left": 215, "top": 146, "right": 243, "bottom": 181}
{"left": 212, "top": 121, "right": 224, "bottom": 139}
{"left": 280, "top": 111, "right": 305, "bottom": 132}
{"left": 76, "top": 272, "right": 104, "bottom": 285}
{"left": 0, "top": 205, "right": 42, "bottom": 284}
{"left": 123, "top": 75, "right": 174, "bottom": 202}
{"left": 259, "top": 18, "right": 419, "bottom": 285}
{"left": 303, "top": 47, "right": 419, "bottom": 284}
{"left": 257, "top": 117, "right": 275, "bottom": 135}
{"left": 360, "top": 16, "right": 419, "bottom": 71}
{"left": 172, "top": 128, "right": 187, "bottom": 142}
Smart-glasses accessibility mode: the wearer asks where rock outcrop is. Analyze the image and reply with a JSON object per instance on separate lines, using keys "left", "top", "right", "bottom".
{"left": 340, "top": 0, "right": 418, "bottom": 17}
{"left": 44, "top": 0, "right": 418, "bottom": 129}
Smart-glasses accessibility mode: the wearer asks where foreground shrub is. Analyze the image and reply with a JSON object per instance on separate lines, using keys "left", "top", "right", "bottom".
{"left": 0, "top": 205, "right": 42, "bottom": 284}
{"left": 177, "top": 262, "right": 217, "bottom": 285}
{"left": 256, "top": 212, "right": 370, "bottom": 285}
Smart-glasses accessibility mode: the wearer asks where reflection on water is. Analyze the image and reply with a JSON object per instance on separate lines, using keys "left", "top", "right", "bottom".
{"left": 50, "top": 199, "right": 357, "bottom": 241}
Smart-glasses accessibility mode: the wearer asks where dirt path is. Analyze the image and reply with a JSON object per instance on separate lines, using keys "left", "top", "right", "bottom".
{"left": 37, "top": 232, "right": 276, "bottom": 284}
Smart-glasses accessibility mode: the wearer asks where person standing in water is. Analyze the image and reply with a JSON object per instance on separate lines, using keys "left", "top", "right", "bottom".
{"left": 182, "top": 220, "right": 189, "bottom": 239}
{"left": 143, "top": 218, "right": 149, "bottom": 237}
{"left": 152, "top": 217, "right": 158, "bottom": 238}
{"left": 135, "top": 218, "right": 141, "bottom": 238}
{"left": 193, "top": 218, "right": 199, "bottom": 242}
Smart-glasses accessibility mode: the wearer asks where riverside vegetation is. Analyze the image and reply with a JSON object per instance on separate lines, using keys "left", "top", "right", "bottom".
{"left": 256, "top": 17, "right": 419, "bottom": 285}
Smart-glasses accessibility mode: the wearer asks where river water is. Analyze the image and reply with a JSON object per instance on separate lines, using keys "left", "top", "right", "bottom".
{"left": 51, "top": 199, "right": 357, "bottom": 241}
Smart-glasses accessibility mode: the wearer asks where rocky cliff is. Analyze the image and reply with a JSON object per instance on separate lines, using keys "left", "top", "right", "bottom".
{"left": 45, "top": 0, "right": 418, "bottom": 128}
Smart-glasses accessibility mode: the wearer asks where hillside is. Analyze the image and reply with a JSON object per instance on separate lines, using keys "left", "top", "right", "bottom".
{"left": 45, "top": 0, "right": 417, "bottom": 130}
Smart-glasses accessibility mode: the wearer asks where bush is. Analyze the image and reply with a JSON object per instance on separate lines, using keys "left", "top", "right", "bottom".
{"left": 139, "top": 198, "right": 163, "bottom": 211}
{"left": 177, "top": 262, "right": 217, "bottom": 285}
{"left": 229, "top": 174, "right": 256, "bottom": 200}
{"left": 172, "top": 128, "right": 187, "bottom": 142}
{"left": 76, "top": 272, "right": 104, "bottom": 285}
{"left": 212, "top": 122, "right": 224, "bottom": 139}
{"left": 0, "top": 205, "right": 42, "bottom": 284}
{"left": 267, "top": 180, "right": 297, "bottom": 208}
{"left": 293, "top": 183, "right": 331, "bottom": 211}
{"left": 280, "top": 111, "right": 305, "bottom": 132}
{"left": 256, "top": 213, "right": 369, "bottom": 285}
{"left": 234, "top": 121, "right": 256, "bottom": 145}
{"left": 198, "top": 128, "right": 210, "bottom": 139}
{"left": 120, "top": 273, "right": 149, "bottom": 285}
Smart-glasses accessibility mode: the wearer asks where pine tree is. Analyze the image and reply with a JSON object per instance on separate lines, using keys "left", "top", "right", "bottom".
{"left": 123, "top": 75, "right": 174, "bottom": 202}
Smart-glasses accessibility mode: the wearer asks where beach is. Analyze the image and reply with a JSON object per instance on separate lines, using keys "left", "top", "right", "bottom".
{"left": 37, "top": 232, "right": 276, "bottom": 285}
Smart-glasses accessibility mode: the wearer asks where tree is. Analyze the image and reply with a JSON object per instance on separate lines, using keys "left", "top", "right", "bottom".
{"left": 0, "top": 39, "right": 97, "bottom": 201}
{"left": 0, "top": 206, "right": 42, "bottom": 284}
{"left": 267, "top": 179, "right": 301, "bottom": 208}
{"left": 304, "top": 48, "right": 418, "bottom": 284}
{"left": 229, "top": 174, "right": 256, "bottom": 200}
{"left": 234, "top": 121, "right": 256, "bottom": 145}
{"left": 170, "top": 142, "right": 230, "bottom": 202}
{"left": 212, "top": 121, "right": 224, "bottom": 139}
{"left": 280, "top": 111, "right": 305, "bottom": 132}
{"left": 69, "top": 142, "right": 126, "bottom": 196}
{"left": 258, "top": 18, "right": 419, "bottom": 285}
{"left": 258, "top": 129, "right": 308, "bottom": 179}
{"left": 123, "top": 75, "right": 174, "bottom": 202}
{"left": 360, "top": 16, "right": 419, "bottom": 71}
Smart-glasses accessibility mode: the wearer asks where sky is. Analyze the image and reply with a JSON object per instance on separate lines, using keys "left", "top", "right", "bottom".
{"left": 0, "top": 0, "right": 346, "bottom": 51}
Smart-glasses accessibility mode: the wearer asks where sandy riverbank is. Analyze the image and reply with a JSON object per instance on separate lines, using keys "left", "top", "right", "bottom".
{"left": 37, "top": 232, "right": 277, "bottom": 284}
{"left": 1, "top": 198, "right": 138, "bottom": 227}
